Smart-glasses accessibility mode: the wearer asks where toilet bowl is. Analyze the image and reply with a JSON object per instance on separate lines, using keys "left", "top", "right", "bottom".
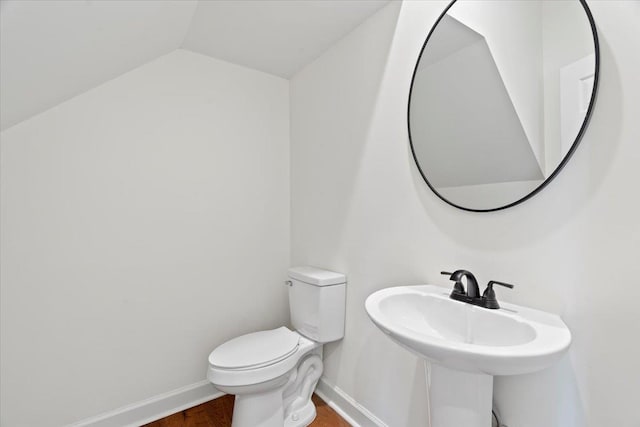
{"left": 208, "top": 327, "right": 323, "bottom": 427}
{"left": 207, "top": 266, "right": 346, "bottom": 427}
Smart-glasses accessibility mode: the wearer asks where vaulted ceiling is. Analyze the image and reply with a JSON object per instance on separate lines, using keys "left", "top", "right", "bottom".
{"left": 0, "top": 0, "right": 390, "bottom": 130}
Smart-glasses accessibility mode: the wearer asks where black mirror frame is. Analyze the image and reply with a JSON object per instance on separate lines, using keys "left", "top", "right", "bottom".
{"left": 407, "top": 0, "right": 600, "bottom": 213}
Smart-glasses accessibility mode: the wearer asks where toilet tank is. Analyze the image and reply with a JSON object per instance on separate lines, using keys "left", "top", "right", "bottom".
{"left": 287, "top": 266, "right": 346, "bottom": 343}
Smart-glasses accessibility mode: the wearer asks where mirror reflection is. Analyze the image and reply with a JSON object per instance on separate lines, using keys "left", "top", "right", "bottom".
{"left": 409, "top": 0, "right": 598, "bottom": 211}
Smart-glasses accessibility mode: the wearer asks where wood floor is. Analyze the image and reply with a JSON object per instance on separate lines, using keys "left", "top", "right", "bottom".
{"left": 142, "top": 393, "right": 350, "bottom": 427}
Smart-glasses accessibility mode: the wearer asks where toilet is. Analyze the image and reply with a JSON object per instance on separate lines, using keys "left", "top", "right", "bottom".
{"left": 207, "top": 266, "right": 346, "bottom": 427}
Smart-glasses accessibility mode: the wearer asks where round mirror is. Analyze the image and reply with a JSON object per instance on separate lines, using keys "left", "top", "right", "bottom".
{"left": 408, "top": 0, "right": 599, "bottom": 212}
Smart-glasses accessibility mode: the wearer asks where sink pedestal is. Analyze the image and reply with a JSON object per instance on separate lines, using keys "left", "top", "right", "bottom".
{"left": 427, "top": 362, "right": 493, "bottom": 427}
{"left": 366, "top": 285, "right": 572, "bottom": 427}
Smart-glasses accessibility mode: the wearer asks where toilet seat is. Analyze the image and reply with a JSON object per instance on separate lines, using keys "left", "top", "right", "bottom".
{"left": 209, "top": 327, "right": 300, "bottom": 370}
{"left": 207, "top": 327, "right": 318, "bottom": 388}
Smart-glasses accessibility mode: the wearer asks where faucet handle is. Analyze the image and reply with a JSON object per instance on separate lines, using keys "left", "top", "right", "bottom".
{"left": 482, "top": 280, "right": 515, "bottom": 309}
{"left": 487, "top": 280, "right": 514, "bottom": 289}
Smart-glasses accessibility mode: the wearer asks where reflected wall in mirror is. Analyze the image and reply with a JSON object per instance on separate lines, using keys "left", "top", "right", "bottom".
{"left": 408, "top": 0, "right": 599, "bottom": 212}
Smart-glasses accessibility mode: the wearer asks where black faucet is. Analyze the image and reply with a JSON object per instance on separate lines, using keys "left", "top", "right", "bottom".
{"left": 441, "top": 270, "right": 514, "bottom": 309}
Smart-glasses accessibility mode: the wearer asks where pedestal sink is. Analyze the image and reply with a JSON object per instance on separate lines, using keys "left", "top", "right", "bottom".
{"left": 365, "top": 285, "right": 571, "bottom": 427}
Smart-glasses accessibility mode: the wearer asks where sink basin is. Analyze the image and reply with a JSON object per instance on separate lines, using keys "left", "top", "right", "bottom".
{"left": 365, "top": 285, "right": 570, "bottom": 375}
{"left": 365, "top": 284, "right": 571, "bottom": 427}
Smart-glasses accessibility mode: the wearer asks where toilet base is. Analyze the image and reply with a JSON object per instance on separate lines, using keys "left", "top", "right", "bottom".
{"left": 229, "top": 376, "right": 319, "bottom": 427}
{"left": 227, "top": 351, "right": 323, "bottom": 427}
{"left": 283, "top": 398, "right": 316, "bottom": 427}
{"left": 231, "top": 390, "right": 317, "bottom": 427}
{"left": 232, "top": 384, "right": 287, "bottom": 427}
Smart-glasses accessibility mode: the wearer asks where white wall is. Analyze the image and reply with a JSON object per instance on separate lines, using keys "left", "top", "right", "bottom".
{"left": 0, "top": 49, "right": 290, "bottom": 426}
{"left": 291, "top": 2, "right": 640, "bottom": 427}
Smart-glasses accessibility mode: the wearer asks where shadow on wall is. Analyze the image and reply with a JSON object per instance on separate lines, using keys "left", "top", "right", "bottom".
{"left": 290, "top": 0, "right": 404, "bottom": 270}
{"left": 495, "top": 355, "right": 586, "bottom": 427}
{"left": 353, "top": 328, "right": 429, "bottom": 426}
{"left": 291, "top": 5, "right": 410, "bottom": 424}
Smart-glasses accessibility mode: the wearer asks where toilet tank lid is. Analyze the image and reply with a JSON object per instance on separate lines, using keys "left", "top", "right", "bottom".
{"left": 288, "top": 266, "right": 346, "bottom": 286}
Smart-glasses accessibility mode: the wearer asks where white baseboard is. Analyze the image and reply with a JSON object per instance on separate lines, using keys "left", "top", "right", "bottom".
{"left": 67, "top": 380, "right": 223, "bottom": 427}
{"left": 68, "top": 377, "right": 385, "bottom": 427}
{"left": 315, "top": 378, "right": 388, "bottom": 427}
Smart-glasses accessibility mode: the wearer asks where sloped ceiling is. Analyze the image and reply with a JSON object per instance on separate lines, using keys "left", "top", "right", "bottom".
{"left": 182, "top": 0, "right": 389, "bottom": 79}
{"left": 0, "top": 0, "right": 391, "bottom": 131}
{"left": 0, "top": 0, "right": 198, "bottom": 131}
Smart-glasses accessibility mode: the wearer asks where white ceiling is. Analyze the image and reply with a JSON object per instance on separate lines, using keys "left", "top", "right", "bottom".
{"left": 0, "top": 0, "right": 198, "bottom": 131}
{"left": 182, "top": 0, "right": 389, "bottom": 79}
{"left": 0, "top": 0, "right": 391, "bottom": 131}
